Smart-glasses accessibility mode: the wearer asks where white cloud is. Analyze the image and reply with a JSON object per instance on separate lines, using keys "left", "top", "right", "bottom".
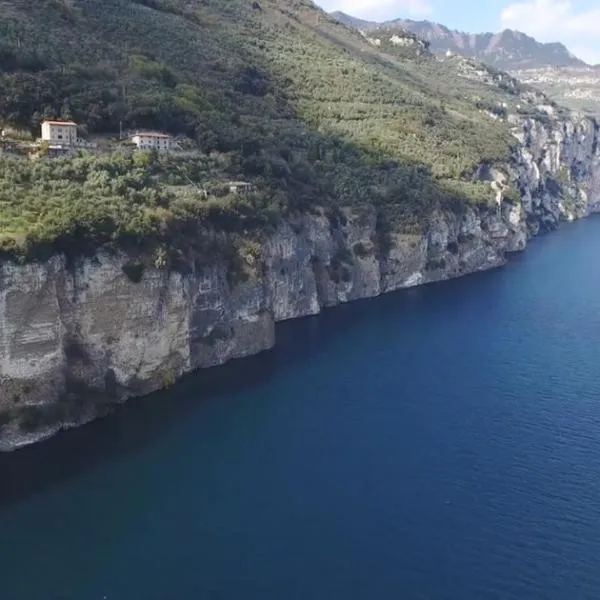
{"left": 317, "top": 0, "right": 433, "bottom": 20}
{"left": 501, "top": 0, "right": 568, "bottom": 36}
{"left": 500, "top": 0, "right": 600, "bottom": 63}
{"left": 501, "top": 0, "right": 600, "bottom": 35}
{"left": 570, "top": 46, "right": 600, "bottom": 65}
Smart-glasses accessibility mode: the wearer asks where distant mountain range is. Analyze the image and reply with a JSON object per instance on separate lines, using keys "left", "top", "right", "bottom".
{"left": 331, "top": 11, "right": 587, "bottom": 70}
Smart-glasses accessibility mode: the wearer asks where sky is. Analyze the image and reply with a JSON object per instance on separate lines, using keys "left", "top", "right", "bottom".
{"left": 316, "top": 0, "right": 600, "bottom": 64}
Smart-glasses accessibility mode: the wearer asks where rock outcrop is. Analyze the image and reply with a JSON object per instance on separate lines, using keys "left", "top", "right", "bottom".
{"left": 1, "top": 111, "right": 599, "bottom": 450}
{"left": 511, "top": 113, "right": 600, "bottom": 228}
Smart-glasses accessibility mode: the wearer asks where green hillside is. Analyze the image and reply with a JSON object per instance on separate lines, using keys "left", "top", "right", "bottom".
{"left": 0, "top": 0, "right": 524, "bottom": 261}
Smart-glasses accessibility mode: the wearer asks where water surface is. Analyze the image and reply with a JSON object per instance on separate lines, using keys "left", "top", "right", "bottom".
{"left": 2, "top": 220, "right": 600, "bottom": 599}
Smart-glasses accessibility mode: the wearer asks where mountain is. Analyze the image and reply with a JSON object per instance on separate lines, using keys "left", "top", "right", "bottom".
{"left": 331, "top": 11, "right": 586, "bottom": 70}
{"left": 0, "top": 0, "right": 530, "bottom": 260}
{"left": 330, "top": 11, "right": 375, "bottom": 31}
{"left": 332, "top": 10, "right": 600, "bottom": 115}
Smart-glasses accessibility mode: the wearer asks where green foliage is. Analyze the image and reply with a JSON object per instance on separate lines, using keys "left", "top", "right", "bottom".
{"left": 0, "top": 0, "right": 526, "bottom": 259}
{"left": 502, "top": 186, "right": 522, "bottom": 205}
{"left": 0, "top": 152, "right": 280, "bottom": 259}
{"left": 162, "top": 368, "right": 175, "bottom": 388}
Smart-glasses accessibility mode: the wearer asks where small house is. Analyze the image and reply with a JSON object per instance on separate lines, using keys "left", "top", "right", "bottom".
{"left": 130, "top": 131, "right": 174, "bottom": 151}
{"left": 41, "top": 120, "right": 78, "bottom": 147}
{"left": 228, "top": 181, "right": 254, "bottom": 196}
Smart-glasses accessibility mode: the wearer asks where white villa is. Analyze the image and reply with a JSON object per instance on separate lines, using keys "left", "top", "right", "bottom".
{"left": 41, "top": 120, "right": 78, "bottom": 146}
{"left": 130, "top": 131, "right": 174, "bottom": 151}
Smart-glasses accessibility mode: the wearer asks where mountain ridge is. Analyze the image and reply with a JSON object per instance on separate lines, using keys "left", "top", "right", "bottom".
{"left": 331, "top": 11, "right": 587, "bottom": 70}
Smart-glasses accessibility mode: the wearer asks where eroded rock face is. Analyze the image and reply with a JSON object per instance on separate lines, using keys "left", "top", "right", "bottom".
{"left": 1, "top": 111, "right": 599, "bottom": 449}
{"left": 0, "top": 254, "right": 276, "bottom": 449}
{"left": 511, "top": 113, "right": 600, "bottom": 230}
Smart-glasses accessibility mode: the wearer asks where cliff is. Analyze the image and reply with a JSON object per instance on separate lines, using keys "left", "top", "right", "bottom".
{"left": 1, "top": 113, "right": 599, "bottom": 450}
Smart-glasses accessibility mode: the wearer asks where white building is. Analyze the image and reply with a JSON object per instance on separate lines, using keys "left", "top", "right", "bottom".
{"left": 228, "top": 181, "right": 253, "bottom": 196}
{"left": 41, "top": 120, "right": 78, "bottom": 146}
{"left": 130, "top": 132, "right": 174, "bottom": 151}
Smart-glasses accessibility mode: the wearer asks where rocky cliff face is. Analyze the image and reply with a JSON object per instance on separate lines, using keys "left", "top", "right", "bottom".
{"left": 511, "top": 113, "right": 600, "bottom": 228}
{"left": 1, "top": 112, "right": 599, "bottom": 450}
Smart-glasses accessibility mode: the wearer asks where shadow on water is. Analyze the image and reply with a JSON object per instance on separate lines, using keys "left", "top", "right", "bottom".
{"left": 0, "top": 266, "right": 504, "bottom": 510}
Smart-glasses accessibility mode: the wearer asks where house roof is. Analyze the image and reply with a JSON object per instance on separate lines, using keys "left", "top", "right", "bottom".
{"left": 132, "top": 131, "right": 172, "bottom": 138}
{"left": 42, "top": 120, "right": 77, "bottom": 126}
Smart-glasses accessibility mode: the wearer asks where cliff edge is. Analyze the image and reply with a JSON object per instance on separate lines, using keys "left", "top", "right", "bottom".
{"left": 1, "top": 111, "right": 599, "bottom": 449}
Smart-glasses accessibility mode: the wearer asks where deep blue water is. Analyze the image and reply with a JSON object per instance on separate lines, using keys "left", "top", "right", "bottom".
{"left": 3, "top": 219, "right": 600, "bottom": 599}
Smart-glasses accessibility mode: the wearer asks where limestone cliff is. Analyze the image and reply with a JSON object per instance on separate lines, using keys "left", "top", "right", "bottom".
{"left": 1, "top": 111, "right": 599, "bottom": 450}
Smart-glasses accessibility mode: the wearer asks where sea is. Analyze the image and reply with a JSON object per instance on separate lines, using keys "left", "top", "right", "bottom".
{"left": 2, "top": 218, "right": 600, "bottom": 599}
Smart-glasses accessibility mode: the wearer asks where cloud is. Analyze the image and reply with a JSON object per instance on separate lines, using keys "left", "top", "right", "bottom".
{"left": 317, "top": 0, "right": 434, "bottom": 20}
{"left": 500, "top": 0, "right": 600, "bottom": 64}
{"left": 570, "top": 46, "right": 600, "bottom": 65}
{"left": 501, "top": 0, "right": 600, "bottom": 36}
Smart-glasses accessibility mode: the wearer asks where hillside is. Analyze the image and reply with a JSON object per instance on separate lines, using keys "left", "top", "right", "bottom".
{"left": 331, "top": 11, "right": 600, "bottom": 115}
{"left": 331, "top": 11, "right": 585, "bottom": 70}
{"left": 513, "top": 66, "right": 600, "bottom": 117}
{"left": 0, "top": 0, "right": 537, "bottom": 261}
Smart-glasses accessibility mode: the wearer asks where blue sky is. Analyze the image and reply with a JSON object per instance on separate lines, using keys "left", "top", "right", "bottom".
{"left": 316, "top": 0, "right": 600, "bottom": 64}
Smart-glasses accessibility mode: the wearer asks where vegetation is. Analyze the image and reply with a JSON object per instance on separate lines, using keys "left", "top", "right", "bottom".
{"left": 0, "top": 152, "right": 282, "bottom": 259}
{"left": 0, "top": 0, "right": 527, "bottom": 261}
